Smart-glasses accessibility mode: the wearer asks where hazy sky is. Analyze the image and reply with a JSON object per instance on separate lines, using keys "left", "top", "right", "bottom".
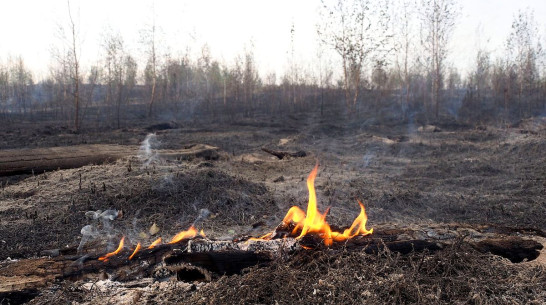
{"left": 1, "top": 0, "right": 545, "bottom": 80}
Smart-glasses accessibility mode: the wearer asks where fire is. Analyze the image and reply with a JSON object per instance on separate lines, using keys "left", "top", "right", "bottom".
{"left": 97, "top": 226, "right": 202, "bottom": 262}
{"left": 148, "top": 237, "right": 162, "bottom": 249}
{"left": 168, "top": 226, "right": 198, "bottom": 244}
{"left": 93, "top": 164, "right": 371, "bottom": 262}
{"left": 98, "top": 236, "right": 125, "bottom": 262}
{"left": 129, "top": 242, "right": 141, "bottom": 260}
{"left": 278, "top": 164, "right": 373, "bottom": 246}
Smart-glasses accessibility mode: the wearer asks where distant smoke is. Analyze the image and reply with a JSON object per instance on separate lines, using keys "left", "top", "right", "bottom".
{"left": 406, "top": 113, "right": 417, "bottom": 135}
{"left": 445, "top": 96, "right": 463, "bottom": 119}
{"left": 138, "top": 133, "right": 159, "bottom": 167}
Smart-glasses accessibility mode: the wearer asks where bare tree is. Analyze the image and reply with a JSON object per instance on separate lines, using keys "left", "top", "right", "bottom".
{"left": 82, "top": 64, "right": 101, "bottom": 126}
{"left": 102, "top": 30, "right": 136, "bottom": 128}
{"left": 51, "top": 0, "right": 82, "bottom": 129}
{"left": 392, "top": 0, "right": 417, "bottom": 115}
{"left": 288, "top": 22, "right": 299, "bottom": 108}
{"left": 0, "top": 63, "right": 9, "bottom": 116}
{"left": 506, "top": 9, "right": 543, "bottom": 116}
{"left": 316, "top": 40, "right": 333, "bottom": 116}
{"left": 66, "top": 0, "right": 81, "bottom": 130}
{"left": 1, "top": 56, "right": 34, "bottom": 116}
{"left": 318, "top": 0, "right": 391, "bottom": 113}
{"left": 242, "top": 46, "right": 260, "bottom": 116}
{"left": 420, "top": 0, "right": 459, "bottom": 119}
{"left": 140, "top": 10, "right": 161, "bottom": 118}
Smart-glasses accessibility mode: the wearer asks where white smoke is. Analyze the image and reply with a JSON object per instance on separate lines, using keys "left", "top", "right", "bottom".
{"left": 77, "top": 225, "right": 99, "bottom": 253}
{"left": 78, "top": 209, "right": 122, "bottom": 253}
{"left": 192, "top": 208, "right": 211, "bottom": 227}
{"left": 362, "top": 151, "right": 375, "bottom": 168}
{"left": 138, "top": 133, "right": 159, "bottom": 167}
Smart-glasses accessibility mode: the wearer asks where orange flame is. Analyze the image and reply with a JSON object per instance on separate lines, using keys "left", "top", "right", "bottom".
{"left": 129, "top": 242, "right": 141, "bottom": 260}
{"left": 199, "top": 229, "right": 206, "bottom": 238}
{"left": 331, "top": 201, "right": 373, "bottom": 242}
{"left": 248, "top": 232, "right": 273, "bottom": 241}
{"left": 279, "top": 164, "right": 373, "bottom": 246}
{"left": 148, "top": 237, "right": 162, "bottom": 249}
{"left": 98, "top": 236, "right": 125, "bottom": 261}
{"left": 168, "top": 226, "right": 198, "bottom": 244}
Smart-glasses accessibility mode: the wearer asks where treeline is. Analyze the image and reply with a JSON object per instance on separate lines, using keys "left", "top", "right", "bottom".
{"left": 0, "top": 0, "right": 545, "bottom": 130}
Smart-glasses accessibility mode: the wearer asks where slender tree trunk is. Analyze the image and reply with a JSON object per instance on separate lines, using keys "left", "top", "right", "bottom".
{"left": 117, "top": 82, "right": 123, "bottom": 129}
{"left": 68, "top": 0, "right": 80, "bottom": 131}
{"left": 148, "top": 77, "right": 156, "bottom": 117}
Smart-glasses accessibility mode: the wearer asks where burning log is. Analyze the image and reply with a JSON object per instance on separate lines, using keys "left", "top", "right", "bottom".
{"left": 0, "top": 226, "right": 543, "bottom": 304}
{"left": 261, "top": 147, "right": 306, "bottom": 160}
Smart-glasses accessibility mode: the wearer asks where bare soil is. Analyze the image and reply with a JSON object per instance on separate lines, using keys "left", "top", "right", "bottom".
{"left": 0, "top": 110, "right": 545, "bottom": 304}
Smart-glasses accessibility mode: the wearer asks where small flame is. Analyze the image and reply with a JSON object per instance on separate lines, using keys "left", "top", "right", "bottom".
{"left": 98, "top": 236, "right": 125, "bottom": 262}
{"left": 199, "top": 229, "right": 206, "bottom": 238}
{"left": 278, "top": 164, "right": 373, "bottom": 246}
{"left": 148, "top": 237, "right": 162, "bottom": 249}
{"left": 331, "top": 201, "right": 373, "bottom": 242}
{"left": 129, "top": 242, "right": 141, "bottom": 260}
{"left": 248, "top": 232, "right": 273, "bottom": 241}
{"left": 168, "top": 226, "right": 198, "bottom": 244}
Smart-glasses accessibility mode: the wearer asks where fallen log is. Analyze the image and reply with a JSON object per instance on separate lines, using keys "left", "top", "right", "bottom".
{"left": 0, "top": 144, "right": 132, "bottom": 176}
{"left": 261, "top": 147, "right": 306, "bottom": 160}
{"left": 158, "top": 144, "right": 220, "bottom": 161}
{"left": 0, "top": 144, "right": 220, "bottom": 176}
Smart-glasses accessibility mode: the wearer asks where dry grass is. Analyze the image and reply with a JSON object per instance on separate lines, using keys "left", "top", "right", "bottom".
{"left": 29, "top": 241, "right": 546, "bottom": 305}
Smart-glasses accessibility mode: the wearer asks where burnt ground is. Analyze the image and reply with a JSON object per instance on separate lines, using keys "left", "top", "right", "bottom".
{"left": 0, "top": 109, "right": 545, "bottom": 304}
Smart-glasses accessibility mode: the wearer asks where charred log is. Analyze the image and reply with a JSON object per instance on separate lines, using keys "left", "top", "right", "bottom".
{"left": 261, "top": 147, "right": 306, "bottom": 160}
{"left": 472, "top": 237, "right": 543, "bottom": 263}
